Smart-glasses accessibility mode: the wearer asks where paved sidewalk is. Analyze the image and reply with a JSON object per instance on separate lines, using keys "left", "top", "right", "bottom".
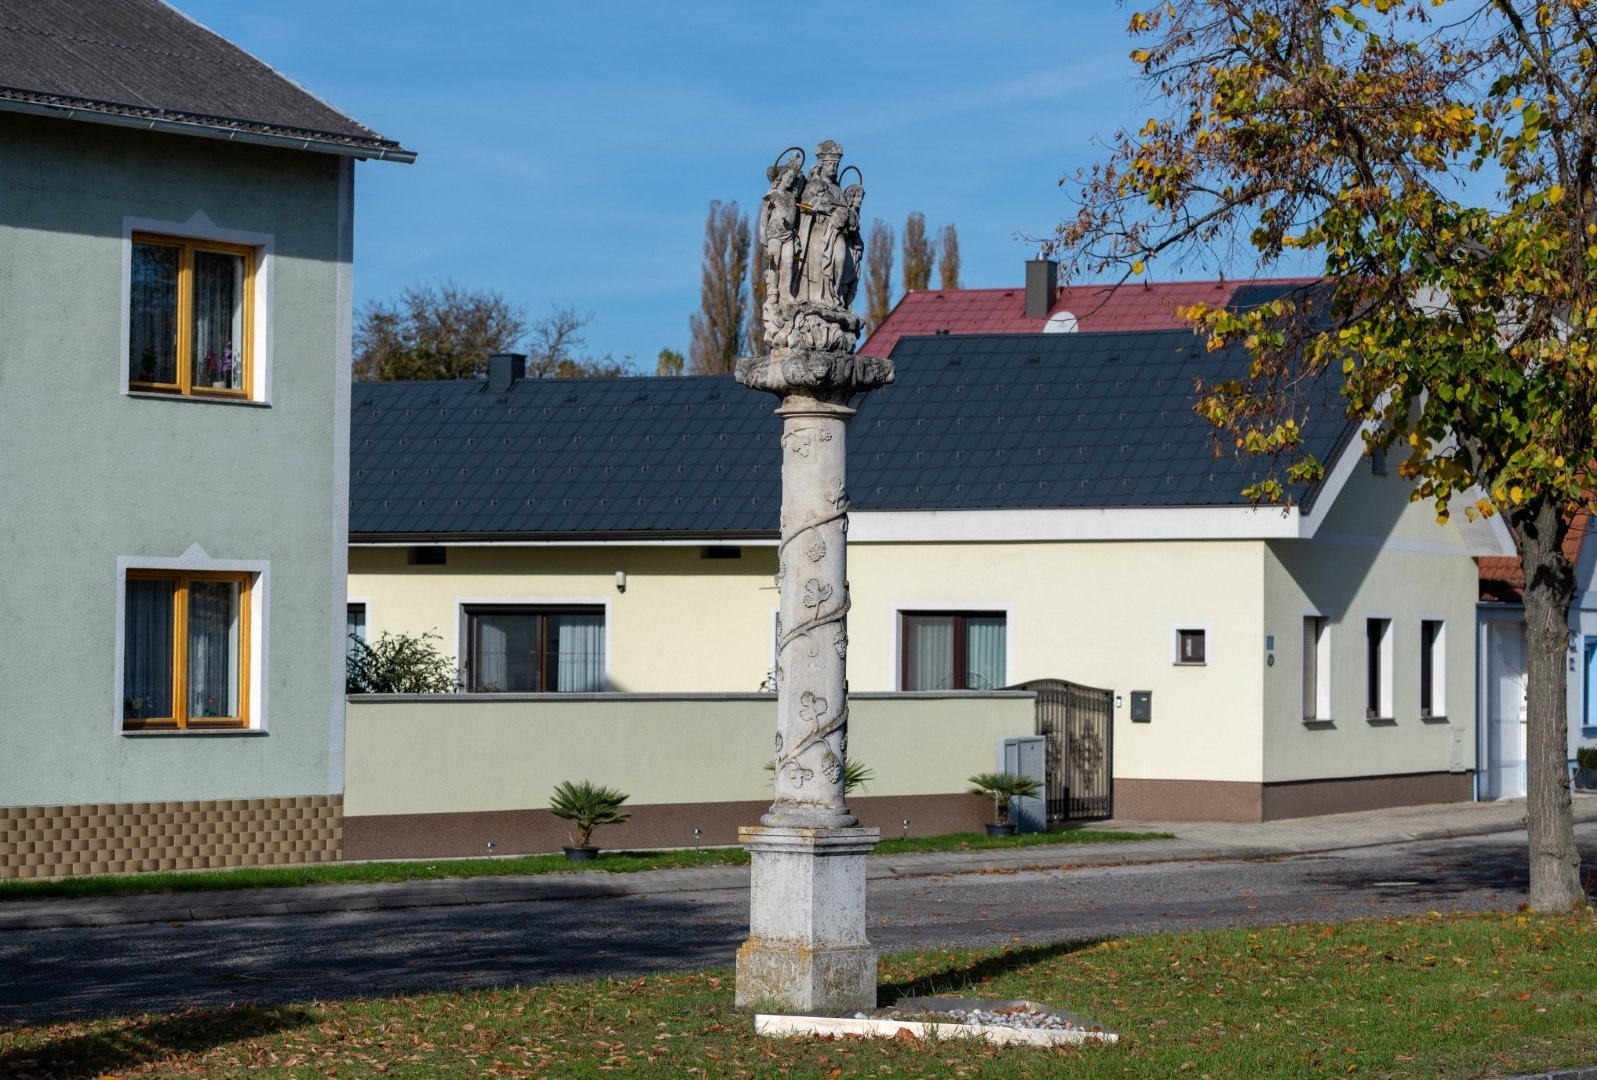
{"left": 2, "top": 795, "right": 1592, "bottom": 933}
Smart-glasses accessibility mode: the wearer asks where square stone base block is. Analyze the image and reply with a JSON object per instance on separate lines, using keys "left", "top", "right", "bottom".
{"left": 735, "top": 824, "right": 878, "bottom": 1013}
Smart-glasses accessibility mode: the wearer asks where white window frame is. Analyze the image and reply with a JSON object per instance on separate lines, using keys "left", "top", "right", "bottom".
{"left": 1365, "top": 614, "right": 1395, "bottom": 721}
{"left": 453, "top": 595, "right": 612, "bottom": 692}
{"left": 1302, "top": 611, "right": 1331, "bottom": 722}
{"left": 1171, "top": 621, "right": 1211, "bottom": 667}
{"left": 892, "top": 603, "right": 1012, "bottom": 691}
{"left": 1420, "top": 616, "right": 1447, "bottom": 719}
{"left": 114, "top": 544, "right": 269, "bottom": 734}
{"left": 120, "top": 211, "right": 274, "bottom": 403}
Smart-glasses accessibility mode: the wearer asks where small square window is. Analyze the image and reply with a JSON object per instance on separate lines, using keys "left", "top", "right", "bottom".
{"left": 1176, "top": 628, "right": 1206, "bottom": 665}
{"left": 130, "top": 233, "right": 254, "bottom": 397}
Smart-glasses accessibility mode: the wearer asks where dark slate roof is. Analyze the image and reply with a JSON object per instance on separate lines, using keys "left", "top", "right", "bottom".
{"left": 0, "top": 0, "right": 412, "bottom": 160}
{"left": 349, "top": 330, "right": 1355, "bottom": 539}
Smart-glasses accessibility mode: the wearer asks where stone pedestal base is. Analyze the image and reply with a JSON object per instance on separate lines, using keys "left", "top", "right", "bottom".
{"left": 734, "top": 825, "right": 879, "bottom": 1014}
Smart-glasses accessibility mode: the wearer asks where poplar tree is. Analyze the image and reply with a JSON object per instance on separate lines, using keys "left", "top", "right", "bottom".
{"left": 938, "top": 224, "right": 962, "bottom": 290}
{"left": 1059, "top": 0, "right": 1597, "bottom": 910}
{"left": 865, "top": 219, "right": 896, "bottom": 332}
{"left": 688, "top": 200, "right": 751, "bottom": 375}
{"left": 901, "top": 211, "right": 936, "bottom": 292}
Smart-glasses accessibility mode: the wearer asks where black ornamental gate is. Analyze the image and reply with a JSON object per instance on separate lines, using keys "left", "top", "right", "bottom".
{"left": 1009, "top": 678, "right": 1114, "bottom": 824}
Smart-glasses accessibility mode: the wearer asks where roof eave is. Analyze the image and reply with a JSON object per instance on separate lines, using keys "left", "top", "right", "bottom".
{"left": 349, "top": 530, "right": 781, "bottom": 545}
{"left": 0, "top": 96, "right": 416, "bottom": 163}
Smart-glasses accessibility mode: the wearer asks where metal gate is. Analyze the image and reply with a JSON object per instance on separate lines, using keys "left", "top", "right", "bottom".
{"left": 1009, "top": 678, "right": 1113, "bottom": 824}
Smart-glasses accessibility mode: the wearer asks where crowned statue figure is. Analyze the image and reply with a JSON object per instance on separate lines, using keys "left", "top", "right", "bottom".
{"left": 739, "top": 140, "right": 890, "bottom": 399}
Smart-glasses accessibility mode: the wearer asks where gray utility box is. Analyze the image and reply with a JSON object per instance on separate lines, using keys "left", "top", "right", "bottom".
{"left": 998, "top": 735, "right": 1047, "bottom": 833}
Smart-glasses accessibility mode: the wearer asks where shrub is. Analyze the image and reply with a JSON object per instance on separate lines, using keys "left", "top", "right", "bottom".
{"left": 346, "top": 631, "right": 459, "bottom": 694}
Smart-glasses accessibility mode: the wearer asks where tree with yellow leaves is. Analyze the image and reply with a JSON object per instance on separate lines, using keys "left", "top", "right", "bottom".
{"left": 1059, "top": 0, "right": 1596, "bottom": 910}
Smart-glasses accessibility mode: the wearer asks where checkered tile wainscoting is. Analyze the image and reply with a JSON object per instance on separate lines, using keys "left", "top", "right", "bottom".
{"left": 1, "top": 796, "right": 343, "bottom": 879}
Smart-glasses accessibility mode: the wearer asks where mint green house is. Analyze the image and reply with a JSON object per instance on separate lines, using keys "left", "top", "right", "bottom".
{"left": 0, "top": 0, "right": 412, "bottom": 878}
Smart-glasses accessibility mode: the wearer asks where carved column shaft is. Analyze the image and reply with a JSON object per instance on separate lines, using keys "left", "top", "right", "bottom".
{"left": 767, "top": 396, "right": 855, "bottom": 828}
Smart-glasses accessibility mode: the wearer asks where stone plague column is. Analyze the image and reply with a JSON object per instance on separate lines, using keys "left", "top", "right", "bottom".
{"left": 734, "top": 141, "right": 894, "bottom": 1013}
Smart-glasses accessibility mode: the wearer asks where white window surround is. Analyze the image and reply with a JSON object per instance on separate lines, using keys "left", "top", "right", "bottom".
{"left": 891, "top": 604, "right": 1012, "bottom": 691}
{"left": 1365, "top": 613, "right": 1395, "bottom": 721}
{"left": 1170, "top": 622, "right": 1211, "bottom": 666}
{"left": 452, "top": 595, "right": 613, "bottom": 692}
{"left": 114, "top": 544, "right": 270, "bottom": 735}
{"left": 1420, "top": 615, "right": 1447, "bottom": 719}
{"left": 120, "top": 211, "right": 275, "bottom": 403}
{"left": 1302, "top": 611, "right": 1332, "bottom": 723}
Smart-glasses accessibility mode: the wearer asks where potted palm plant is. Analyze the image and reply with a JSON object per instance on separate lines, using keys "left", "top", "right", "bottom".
{"left": 968, "top": 771, "right": 1043, "bottom": 837}
{"left": 548, "top": 780, "right": 631, "bottom": 862}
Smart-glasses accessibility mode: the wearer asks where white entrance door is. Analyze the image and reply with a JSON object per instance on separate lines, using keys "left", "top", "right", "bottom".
{"left": 1485, "top": 621, "right": 1528, "bottom": 800}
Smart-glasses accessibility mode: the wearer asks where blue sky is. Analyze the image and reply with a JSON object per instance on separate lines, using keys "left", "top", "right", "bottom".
{"left": 180, "top": 2, "right": 1173, "bottom": 369}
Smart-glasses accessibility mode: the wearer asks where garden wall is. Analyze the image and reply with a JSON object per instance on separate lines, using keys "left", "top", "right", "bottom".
{"left": 343, "top": 691, "right": 1034, "bottom": 858}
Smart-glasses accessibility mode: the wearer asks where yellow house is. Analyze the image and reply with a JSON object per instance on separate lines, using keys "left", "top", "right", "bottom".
{"left": 349, "top": 330, "right": 1513, "bottom": 827}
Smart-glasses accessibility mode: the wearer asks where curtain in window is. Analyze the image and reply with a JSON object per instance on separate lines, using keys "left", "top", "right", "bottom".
{"left": 965, "top": 616, "right": 1006, "bottom": 690}
{"left": 904, "top": 616, "right": 955, "bottom": 690}
{"left": 188, "top": 580, "right": 239, "bottom": 718}
{"left": 552, "top": 613, "right": 605, "bottom": 691}
{"left": 130, "top": 244, "right": 179, "bottom": 384}
{"left": 124, "top": 579, "right": 174, "bottom": 720}
{"left": 192, "top": 251, "right": 244, "bottom": 389}
{"left": 474, "top": 617, "right": 512, "bottom": 692}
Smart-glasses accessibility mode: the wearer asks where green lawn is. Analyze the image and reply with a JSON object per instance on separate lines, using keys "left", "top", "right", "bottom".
{"left": 2, "top": 910, "right": 1593, "bottom": 1077}
{"left": 0, "top": 828, "right": 1171, "bottom": 903}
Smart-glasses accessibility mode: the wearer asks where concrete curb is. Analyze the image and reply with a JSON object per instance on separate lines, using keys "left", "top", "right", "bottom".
{"left": 2, "top": 802, "right": 1591, "bottom": 933}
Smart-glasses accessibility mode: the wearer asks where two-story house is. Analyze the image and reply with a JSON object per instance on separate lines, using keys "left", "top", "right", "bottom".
{"left": 0, "top": 0, "right": 412, "bottom": 879}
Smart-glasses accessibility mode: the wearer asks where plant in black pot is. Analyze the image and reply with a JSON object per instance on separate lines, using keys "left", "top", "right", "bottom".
{"left": 968, "top": 771, "right": 1042, "bottom": 837}
{"left": 548, "top": 780, "right": 631, "bottom": 862}
{"left": 1576, "top": 746, "right": 1597, "bottom": 791}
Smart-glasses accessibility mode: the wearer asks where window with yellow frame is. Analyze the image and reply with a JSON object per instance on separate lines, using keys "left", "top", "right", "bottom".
{"left": 129, "top": 233, "right": 255, "bottom": 397}
{"left": 123, "top": 571, "right": 252, "bottom": 730}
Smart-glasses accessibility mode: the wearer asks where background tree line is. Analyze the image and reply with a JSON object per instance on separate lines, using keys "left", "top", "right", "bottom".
{"left": 356, "top": 205, "right": 965, "bottom": 383}
{"left": 353, "top": 283, "right": 632, "bottom": 382}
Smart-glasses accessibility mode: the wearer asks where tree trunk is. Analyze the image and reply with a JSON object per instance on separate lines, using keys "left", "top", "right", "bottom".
{"left": 1515, "top": 496, "right": 1585, "bottom": 911}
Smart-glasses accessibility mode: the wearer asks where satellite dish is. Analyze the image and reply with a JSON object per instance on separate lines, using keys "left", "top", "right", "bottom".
{"left": 1044, "top": 311, "right": 1078, "bottom": 333}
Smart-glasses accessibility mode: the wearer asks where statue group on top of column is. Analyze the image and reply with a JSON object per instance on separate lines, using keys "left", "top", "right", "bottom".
{"left": 757, "top": 140, "right": 865, "bottom": 357}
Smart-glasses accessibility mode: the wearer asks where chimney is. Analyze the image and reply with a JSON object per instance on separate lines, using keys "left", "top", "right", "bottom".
{"left": 487, "top": 352, "right": 526, "bottom": 392}
{"left": 1025, "top": 259, "right": 1058, "bottom": 318}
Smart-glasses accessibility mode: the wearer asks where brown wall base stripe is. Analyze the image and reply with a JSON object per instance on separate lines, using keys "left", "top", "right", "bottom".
{"left": 343, "top": 793, "right": 996, "bottom": 861}
{"left": 1113, "top": 771, "right": 1475, "bottom": 823}
{"left": 0, "top": 796, "right": 343, "bottom": 880}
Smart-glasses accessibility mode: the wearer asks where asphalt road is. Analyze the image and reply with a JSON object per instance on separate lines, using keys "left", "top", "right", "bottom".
{"left": 1, "top": 825, "right": 1592, "bottom": 1026}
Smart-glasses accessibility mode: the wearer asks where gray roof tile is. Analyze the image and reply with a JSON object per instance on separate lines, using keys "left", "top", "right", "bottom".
{"left": 0, "top": 0, "right": 411, "bottom": 158}
{"left": 349, "top": 330, "right": 1351, "bottom": 538}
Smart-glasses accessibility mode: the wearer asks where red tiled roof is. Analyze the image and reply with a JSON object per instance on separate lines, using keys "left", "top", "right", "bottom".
{"left": 859, "top": 278, "right": 1317, "bottom": 358}
{"left": 1478, "top": 510, "right": 1590, "bottom": 602}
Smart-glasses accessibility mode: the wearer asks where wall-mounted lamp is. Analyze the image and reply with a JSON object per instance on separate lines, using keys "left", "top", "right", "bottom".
{"left": 615, "top": 571, "right": 627, "bottom": 593}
